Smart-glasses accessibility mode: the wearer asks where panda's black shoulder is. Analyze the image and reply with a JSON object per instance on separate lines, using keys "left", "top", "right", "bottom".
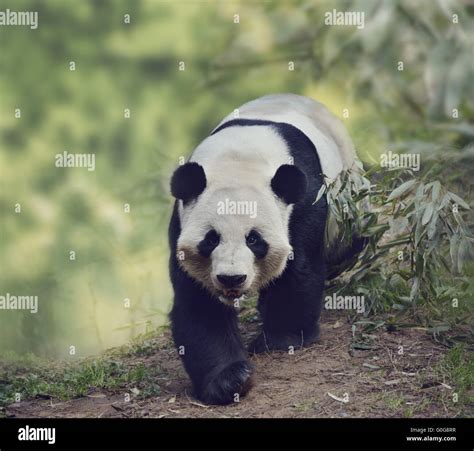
{"left": 271, "top": 122, "right": 322, "bottom": 174}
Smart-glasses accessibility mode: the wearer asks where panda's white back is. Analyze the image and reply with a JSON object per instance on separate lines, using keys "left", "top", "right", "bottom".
{"left": 213, "top": 93, "right": 358, "bottom": 180}
{"left": 188, "top": 94, "right": 357, "bottom": 188}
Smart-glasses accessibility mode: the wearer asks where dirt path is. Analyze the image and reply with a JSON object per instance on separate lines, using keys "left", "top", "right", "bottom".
{"left": 5, "top": 311, "right": 469, "bottom": 419}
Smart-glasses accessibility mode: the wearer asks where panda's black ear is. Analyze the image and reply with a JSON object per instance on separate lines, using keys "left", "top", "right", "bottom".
{"left": 271, "top": 164, "right": 307, "bottom": 204}
{"left": 170, "top": 162, "right": 206, "bottom": 203}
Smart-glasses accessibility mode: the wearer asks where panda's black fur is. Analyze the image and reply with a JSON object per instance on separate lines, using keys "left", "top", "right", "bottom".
{"left": 169, "top": 119, "right": 328, "bottom": 405}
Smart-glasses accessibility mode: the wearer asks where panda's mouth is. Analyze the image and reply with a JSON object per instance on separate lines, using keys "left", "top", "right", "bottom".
{"left": 223, "top": 288, "right": 242, "bottom": 298}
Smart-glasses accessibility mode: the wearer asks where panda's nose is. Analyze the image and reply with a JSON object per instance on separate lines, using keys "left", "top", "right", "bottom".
{"left": 217, "top": 274, "right": 247, "bottom": 288}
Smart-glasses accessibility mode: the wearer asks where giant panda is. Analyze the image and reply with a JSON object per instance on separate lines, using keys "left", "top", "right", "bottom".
{"left": 168, "top": 94, "right": 363, "bottom": 405}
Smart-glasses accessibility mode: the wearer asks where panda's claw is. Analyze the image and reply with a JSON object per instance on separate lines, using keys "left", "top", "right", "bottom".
{"left": 197, "top": 360, "right": 254, "bottom": 405}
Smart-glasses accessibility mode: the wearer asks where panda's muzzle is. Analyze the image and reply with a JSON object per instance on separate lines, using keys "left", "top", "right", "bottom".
{"left": 217, "top": 274, "right": 247, "bottom": 298}
{"left": 217, "top": 274, "right": 246, "bottom": 288}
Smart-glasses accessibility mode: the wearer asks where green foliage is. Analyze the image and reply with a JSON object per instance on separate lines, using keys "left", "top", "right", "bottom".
{"left": 325, "top": 161, "right": 473, "bottom": 342}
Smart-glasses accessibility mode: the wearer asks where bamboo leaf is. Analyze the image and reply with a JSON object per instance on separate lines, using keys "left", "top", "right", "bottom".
{"left": 410, "top": 277, "right": 419, "bottom": 302}
{"left": 427, "top": 211, "right": 439, "bottom": 239}
{"left": 457, "top": 237, "right": 469, "bottom": 273}
{"left": 314, "top": 184, "right": 327, "bottom": 204}
{"left": 450, "top": 233, "right": 460, "bottom": 271}
{"left": 415, "top": 217, "right": 425, "bottom": 247}
{"left": 438, "top": 193, "right": 450, "bottom": 211}
{"left": 415, "top": 182, "right": 425, "bottom": 202}
{"left": 422, "top": 203, "right": 434, "bottom": 226}
{"left": 448, "top": 192, "right": 470, "bottom": 210}
{"left": 387, "top": 179, "right": 416, "bottom": 201}
{"left": 431, "top": 181, "right": 441, "bottom": 203}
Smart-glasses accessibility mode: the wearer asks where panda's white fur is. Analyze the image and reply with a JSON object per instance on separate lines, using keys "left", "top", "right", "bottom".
{"left": 215, "top": 93, "right": 358, "bottom": 179}
{"left": 176, "top": 94, "right": 359, "bottom": 303}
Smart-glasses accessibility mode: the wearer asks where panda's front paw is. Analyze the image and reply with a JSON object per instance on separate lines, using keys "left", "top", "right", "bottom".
{"left": 248, "top": 326, "right": 320, "bottom": 354}
{"left": 197, "top": 361, "right": 254, "bottom": 405}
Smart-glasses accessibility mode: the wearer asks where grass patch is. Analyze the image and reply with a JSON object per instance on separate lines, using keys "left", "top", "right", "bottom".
{"left": 385, "top": 393, "right": 404, "bottom": 411}
{"left": 0, "top": 334, "right": 165, "bottom": 410}
{"left": 435, "top": 344, "right": 474, "bottom": 410}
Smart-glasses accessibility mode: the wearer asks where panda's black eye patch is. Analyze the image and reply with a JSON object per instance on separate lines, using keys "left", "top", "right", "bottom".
{"left": 246, "top": 229, "right": 269, "bottom": 259}
{"left": 198, "top": 229, "right": 220, "bottom": 257}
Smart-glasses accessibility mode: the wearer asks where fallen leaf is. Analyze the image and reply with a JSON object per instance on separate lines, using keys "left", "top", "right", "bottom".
{"left": 188, "top": 400, "right": 209, "bottom": 408}
{"left": 327, "top": 392, "right": 348, "bottom": 403}
{"left": 363, "top": 363, "right": 380, "bottom": 370}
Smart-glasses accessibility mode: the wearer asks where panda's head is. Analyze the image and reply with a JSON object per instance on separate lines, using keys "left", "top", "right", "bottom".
{"left": 171, "top": 161, "right": 307, "bottom": 305}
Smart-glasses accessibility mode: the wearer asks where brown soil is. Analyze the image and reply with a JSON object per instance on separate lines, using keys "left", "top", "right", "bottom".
{"left": 4, "top": 312, "right": 470, "bottom": 418}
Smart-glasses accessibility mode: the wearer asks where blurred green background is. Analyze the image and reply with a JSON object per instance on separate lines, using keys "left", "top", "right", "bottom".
{"left": 0, "top": 0, "right": 472, "bottom": 358}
